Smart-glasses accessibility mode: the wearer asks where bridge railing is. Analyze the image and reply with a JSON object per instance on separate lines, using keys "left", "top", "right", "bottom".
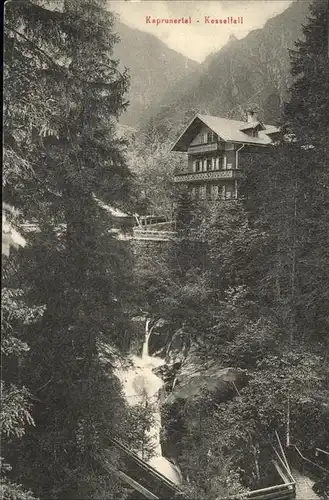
{"left": 133, "top": 229, "right": 177, "bottom": 241}
{"left": 105, "top": 437, "right": 183, "bottom": 499}
{"left": 243, "top": 482, "right": 296, "bottom": 500}
{"left": 105, "top": 437, "right": 298, "bottom": 500}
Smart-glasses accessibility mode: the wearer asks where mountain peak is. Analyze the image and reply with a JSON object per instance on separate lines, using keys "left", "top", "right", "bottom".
{"left": 228, "top": 34, "right": 238, "bottom": 43}
{"left": 143, "top": 0, "right": 311, "bottom": 136}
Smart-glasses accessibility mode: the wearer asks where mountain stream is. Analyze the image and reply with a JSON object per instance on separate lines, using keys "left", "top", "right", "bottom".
{"left": 118, "top": 320, "right": 182, "bottom": 485}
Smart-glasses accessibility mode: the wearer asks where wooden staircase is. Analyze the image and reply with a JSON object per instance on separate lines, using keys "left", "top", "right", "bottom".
{"left": 102, "top": 434, "right": 304, "bottom": 500}
{"left": 103, "top": 437, "right": 183, "bottom": 500}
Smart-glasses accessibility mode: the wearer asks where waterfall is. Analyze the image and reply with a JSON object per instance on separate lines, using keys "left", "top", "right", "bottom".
{"left": 143, "top": 318, "right": 152, "bottom": 357}
{"left": 117, "top": 319, "right": 182, "bottom": 485}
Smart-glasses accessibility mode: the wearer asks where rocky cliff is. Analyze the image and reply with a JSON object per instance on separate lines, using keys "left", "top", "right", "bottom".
{"left": 113, "top": 21, "right": 201, "bottom": 128}
{"left": 141, "top": 0, "right": 310, "bottom": 138}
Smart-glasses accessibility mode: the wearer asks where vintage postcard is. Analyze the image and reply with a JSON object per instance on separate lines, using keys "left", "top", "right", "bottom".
{"left": 3, "top": 0, "right": 328, "bottom": 499}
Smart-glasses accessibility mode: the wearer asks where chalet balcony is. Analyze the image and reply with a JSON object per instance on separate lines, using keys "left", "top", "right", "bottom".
{"left": 174, "top": 169, "right": 242, "bottom": 183}
{"left": 187, "top": 142, "right": 219, "bottom": 154}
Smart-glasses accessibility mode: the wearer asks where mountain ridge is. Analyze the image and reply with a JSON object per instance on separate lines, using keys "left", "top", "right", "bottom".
{"left": 113, "top": 21, "right": 201, "bottom": 128}
{"left": 139, "top": 0, "right": 311, "bottom": 137}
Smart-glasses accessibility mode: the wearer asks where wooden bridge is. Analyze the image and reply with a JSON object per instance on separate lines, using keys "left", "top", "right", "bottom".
{"left": 114, "top": 227, "right": 177, "bottom": 242}
{"left": 102, "top": 438, "right": 183, "bottom": 500}
{"left": 241, "top": 479, "right": 295, "bottom": 500}
{"left": 228, "top": 457, "right": 296, "bottom": 500}
{"left": 132, "top": 229, "right": 177, "bottom": 242}
{"left": 100, "top": 437, "right": 301, "bottom": 500}
{"left": 21, "top": 222, "right": 177, "bottom": 242}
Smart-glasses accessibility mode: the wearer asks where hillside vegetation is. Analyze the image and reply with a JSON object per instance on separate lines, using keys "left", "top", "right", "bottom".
{"left": 141, "top": 0, "right": 310, "bottom": 138}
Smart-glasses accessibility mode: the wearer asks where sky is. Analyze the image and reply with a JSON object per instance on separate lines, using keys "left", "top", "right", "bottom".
{"left": 108, "top": 0, "right": 293, "bottom": 62}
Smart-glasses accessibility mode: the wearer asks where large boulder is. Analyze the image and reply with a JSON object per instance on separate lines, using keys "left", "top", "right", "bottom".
{"left": 148, "top": 318, "right": 172, "bottom": 357}
{"left": 152, "top": 327, "right": 191, "bottom": 393}
{"left": 166, "top": 351, "right": 248, "bottom": 405}
{"left": 165, "top": 327, "right": 191, "bottom": 367}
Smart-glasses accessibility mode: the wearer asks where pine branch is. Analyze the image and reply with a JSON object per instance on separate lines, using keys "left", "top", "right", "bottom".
{"left": 5, "top": 25, "right": 65, "bottom": 73}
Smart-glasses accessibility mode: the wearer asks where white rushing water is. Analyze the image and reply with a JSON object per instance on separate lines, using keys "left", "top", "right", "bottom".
{"left": 118, "top": 320, "right": 182, "bottom": 485}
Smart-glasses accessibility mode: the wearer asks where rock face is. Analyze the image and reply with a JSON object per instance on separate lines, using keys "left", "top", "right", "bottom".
{"left": 166, "top": 353, "right": 248, "bottom": 405}
{"left": 147, "top": 323, "right": 248, "bottom": 404}
{"left": 165, "top": 327, "right": 191, "bottom": 367}
{"left": 147, "top": 319, "right": 172, "bottom": 357}
{"left": 113, "top": 21, "right": 200, "bottom": 128}
{"left": 137, "top": 322, "right": 248, "bottom": 470}
{"left": 142, "top": 0, "right": 310, "bottom": 138}
{"left": 159, "top": 345, "right": 249, "bottom": 472}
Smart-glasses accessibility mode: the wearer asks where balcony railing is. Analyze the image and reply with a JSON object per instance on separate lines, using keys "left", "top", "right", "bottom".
{"left": 174, "top": 169, "right": 242, "bottom": 183}
{"left": 187, "top": 142, "right": 219, "bottom": 154}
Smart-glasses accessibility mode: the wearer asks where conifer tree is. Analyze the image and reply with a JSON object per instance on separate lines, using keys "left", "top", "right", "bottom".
{"left": 285, "top": 0, "right": 329, "bottom": 147}
{"left": 148, "top": 2, "right": 329, "bottom": 493}
{"left": 235, "top": 1, "right": 329, "bottom": 484}
{"left": 3, "top": 1, "right": 145, "bottom": 498}
{"left": 243, "top": 0, "right": 329, "bottom": 342}
{"left": 283, "top": 0, "right": 329, "bottom": 342}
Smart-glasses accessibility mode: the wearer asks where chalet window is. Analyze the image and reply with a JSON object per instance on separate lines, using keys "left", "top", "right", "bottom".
{"left": 206, "top": 158, "right": 212, "bottom": 171}
{"left": 226, "top": 186, "right": 233, "bottom": 199}
{"left": 245, "top": 128, "right": 259, "bottom": 138}
{"left": 195, "top": 160, "right": 201, "bottom": 172}
{"left": 207, "top": 132, "right": 214, "bottom": 143}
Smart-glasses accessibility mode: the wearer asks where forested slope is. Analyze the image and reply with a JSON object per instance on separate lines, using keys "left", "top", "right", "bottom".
{"left": 134, "top": 1, "right": 329, "bottom": 497}
{"left": 2, "top": 2, "right": 152, "bottom": 498}
{"left": 142, "top": 0, "right": 310, "bottom": 138}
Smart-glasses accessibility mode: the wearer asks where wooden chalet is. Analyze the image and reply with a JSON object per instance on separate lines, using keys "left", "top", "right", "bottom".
{"left": 171, "top": 111, "right": 280, "bottom": 200}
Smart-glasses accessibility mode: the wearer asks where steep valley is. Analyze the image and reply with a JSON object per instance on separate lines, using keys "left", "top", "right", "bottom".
{"left": 113, "top": 21, "right": 201, "bottom": 129}
{"left": 138, "top": 0, "right": 310, "bottom": 137}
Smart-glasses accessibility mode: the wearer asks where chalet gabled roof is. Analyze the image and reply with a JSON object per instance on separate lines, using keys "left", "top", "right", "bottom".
{"left": 171, "top": 114, "right": 280, "bottom": 152}
{"left": 239, "top": 120, "right": 266, "bottom": 131}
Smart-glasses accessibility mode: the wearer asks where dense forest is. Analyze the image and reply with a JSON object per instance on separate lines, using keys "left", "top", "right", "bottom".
{"left": 2, "top": 1, "right": 329, "bottom": 500}
{"left": 2, "top": 1, "right": 152, "bottom": 498}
